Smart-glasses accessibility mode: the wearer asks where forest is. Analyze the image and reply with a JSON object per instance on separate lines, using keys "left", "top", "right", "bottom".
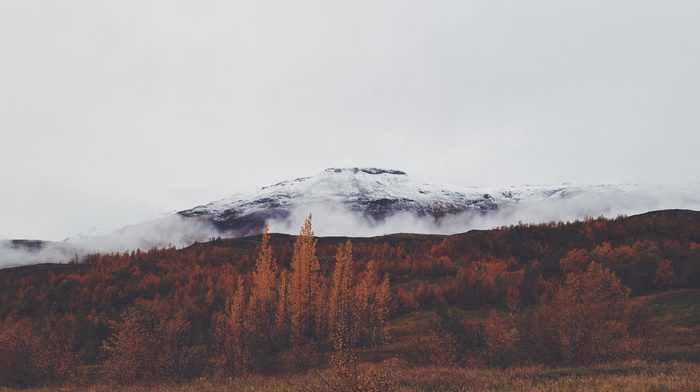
{"left": 0, "top": 210, "right": 699, "bottom": 390}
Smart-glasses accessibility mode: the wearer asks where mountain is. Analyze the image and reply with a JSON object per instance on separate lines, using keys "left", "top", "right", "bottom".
{"left": 7, "top": 167, "right": 700, "bottom": 266}
{"left": 179, "top": 168, "right": 502, "bottom": 236}
{"left": 177, "top": 167, "right": 700, "bottom": 238}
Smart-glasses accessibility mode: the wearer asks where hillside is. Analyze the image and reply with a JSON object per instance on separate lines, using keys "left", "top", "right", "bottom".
{"left": 0, "top": 210, "right": 699, "bottom": 388}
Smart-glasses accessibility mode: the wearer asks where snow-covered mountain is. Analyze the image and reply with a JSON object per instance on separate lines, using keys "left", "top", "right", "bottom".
{"left": 180, "top": 168, "right": 501, "bottom": 236}
{"left": 178, "top": 167, "right": 700, "bottom": 237}
{"left": 5, "top": 167, "right": 700, "bottom": 267}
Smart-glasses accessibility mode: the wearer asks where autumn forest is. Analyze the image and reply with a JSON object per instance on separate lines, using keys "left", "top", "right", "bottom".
{"left": 1, "top": 210, "right": 699, "bottom": 390}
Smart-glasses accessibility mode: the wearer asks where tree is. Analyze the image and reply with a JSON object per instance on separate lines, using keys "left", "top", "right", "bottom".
{"left": 653, "top": 259, "right": 678, "bottom": 289}
{"left": 229, "top": 277, "right": 251, "bottom": 375}
{"left": 102, "top": 305, "right": 161, "bottom": 383}
{"left": 329, "top": 240, "right": 354, "bottom": 345}
{"left": 102, "top": 302, "right": 203, "bottom": 383}
{"left": 157, "top": 310, "right": 204, "bottom": 383}
{"left": 276, "top": 269, "right": 290, "bottom": 345}
{"left": 374, "top": 274, "right": 392, "bottom": 345}
{"left": 250, "top": 228, "right": 277, "bottom": 311}
{"left": 0, "top": 318, "right": 37, "bottom": 388}
{"left": 246, "top": 228, "right": 284, "bottom": 373}
{"left": 560, "top": 248, "right": 590, "bottom": 275}
{"left": 288, "top": 214, "right": 323, "bottom": 346}
{"left": 354, "top": 261, "right": 392, "bottom": 348}
{"left": 0, "top": 316, "right": 79, "bottom": 388}
{"left": 211, "top": 276, "right": 251, "bottom": 377}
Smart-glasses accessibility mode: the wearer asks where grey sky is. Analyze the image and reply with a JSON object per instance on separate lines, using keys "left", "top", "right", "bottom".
{"left": 1, "top": 1, "right": 699, "bottom": 241}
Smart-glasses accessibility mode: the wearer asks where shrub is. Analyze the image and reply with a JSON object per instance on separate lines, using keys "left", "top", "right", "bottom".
{"left": 484, "top": 310, "right": 518, "bottom": 367}
{"left": 428, "top": 305, "right": 485, "bottom": 367}
{"left": 517, "top": 262, "right": 654, "bottom": 365}
{"left": 320, "top": 329, "right": 399, "bottom": 392}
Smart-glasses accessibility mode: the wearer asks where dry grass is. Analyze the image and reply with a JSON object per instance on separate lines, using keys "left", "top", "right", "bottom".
{"left": 6, "top": 361, "right": 698, "bottom": 392}
{"left": 644, "top": 289, "right": 700, "bottom": 361}
{"left": 394, "top": 361, "right": 700, "bottom": 391}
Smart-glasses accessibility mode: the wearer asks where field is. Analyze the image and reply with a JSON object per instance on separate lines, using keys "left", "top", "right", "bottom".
{"left": 645, "top": 289, "right": 700, "bottom": 362}
{"left": 9, "top": 361, "right": 699, "bottom": 391}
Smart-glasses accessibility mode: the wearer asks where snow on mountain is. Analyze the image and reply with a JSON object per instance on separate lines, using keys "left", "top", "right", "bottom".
{"left": 178, "top": 168, "right": 700, "bottom": 237}
{"left": 180, "top": 168, "right": 502, "bottom": 235}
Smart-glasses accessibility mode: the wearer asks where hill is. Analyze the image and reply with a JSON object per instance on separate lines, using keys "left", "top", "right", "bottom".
{"left": 0, "top": 210, "right": 699, "bottom": 388}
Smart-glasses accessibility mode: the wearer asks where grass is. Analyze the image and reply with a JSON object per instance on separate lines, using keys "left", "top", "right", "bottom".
{"left": 7, "top": 361, "right": 699, "bottom": 391}
{"left": 394, "top": 361, "right": 700, "bottom": 391}
{"left": 644, "top": 289, "right": 700, "bottom": 361}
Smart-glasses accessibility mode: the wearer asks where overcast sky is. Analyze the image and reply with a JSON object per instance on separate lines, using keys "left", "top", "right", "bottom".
{"left": 2, "top": 1, "right": 699, "bottom": 241}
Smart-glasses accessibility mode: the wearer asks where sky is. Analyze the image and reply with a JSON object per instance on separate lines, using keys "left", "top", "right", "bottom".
{"left": 1, "top": 0, "right": 699, "bottom": 241}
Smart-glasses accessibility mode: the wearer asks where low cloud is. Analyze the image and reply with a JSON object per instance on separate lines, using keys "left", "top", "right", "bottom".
{"left": 75, "top": 215, "right": 222, "bottom": 253}
{"left": 0, "top": 240, "right": 83, "bottom": 268}
{"left": 265, "top": 203, "right": 518, "bottom": 238}
{"left": 1, "top": 215, "right": 223, "bottom": 268}
{"left": 267, "top": 185, "right": 700, "bottom": 237}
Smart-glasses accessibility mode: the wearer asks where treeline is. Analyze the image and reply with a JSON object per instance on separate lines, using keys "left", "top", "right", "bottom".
{"left": 0, "top": 210, "right": 699, "bottom": 387}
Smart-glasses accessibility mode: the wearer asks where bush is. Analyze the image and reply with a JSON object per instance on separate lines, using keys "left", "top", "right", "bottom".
{"left": 484, "top": 310, "right": 518, "bottom": 367}
{"left": 517, "top": 262, "right": 654, "bottom": 365}
{"left": 428, "top": 305, "right": 485, "bottom": 367}
{"left": 320, "top": 331, "right": 399, "bottom": 392}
